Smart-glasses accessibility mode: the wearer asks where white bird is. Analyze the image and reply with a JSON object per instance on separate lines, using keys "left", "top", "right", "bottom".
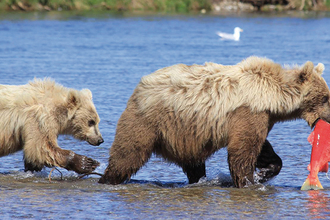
{"left": 216, "top": 27, "right": 243, "bottom": 41}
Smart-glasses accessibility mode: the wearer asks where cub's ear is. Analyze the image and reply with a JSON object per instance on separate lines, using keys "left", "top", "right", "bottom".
{"left": 298, "top": 61, "right": 314, "bottom": 84}
{"left": 315, "top": 63, "right": 325, "bottom": 75}
{"left": 67, "top": 90, "right": 80, "bottom": 119}
{"left": 81, "top": 89, "right": 92, "bottom": 100}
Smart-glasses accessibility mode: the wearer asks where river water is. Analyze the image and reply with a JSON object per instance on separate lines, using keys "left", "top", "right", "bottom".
{"left": 1, "top": 11, "right": 330, "bottom": 219}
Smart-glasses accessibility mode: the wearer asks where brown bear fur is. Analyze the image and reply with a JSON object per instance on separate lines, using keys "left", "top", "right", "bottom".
{"left": 99, "top": 56, "right": 330, "bottom": 187}
{"left": 0, "top": 78, "right": 104, "bottom": 175}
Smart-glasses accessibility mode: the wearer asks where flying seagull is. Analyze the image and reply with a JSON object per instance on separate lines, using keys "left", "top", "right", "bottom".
{"left": 216, "top": 27, "right": 243, "bottom": 41}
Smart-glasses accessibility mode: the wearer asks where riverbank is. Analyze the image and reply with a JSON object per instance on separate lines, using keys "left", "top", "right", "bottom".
{"left": 0, "top": 0, "right": 329, "bottom": 13}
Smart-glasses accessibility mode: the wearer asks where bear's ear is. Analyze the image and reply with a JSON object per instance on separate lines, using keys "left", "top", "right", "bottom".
{"left": 67, "top": 90, "right": 80, "bottom": 119}
{"left": 298, "top": 61, "right": 314, "bottom": 84}
{"left": 81, "top": 89, "right": 92, "bottom": 100}
{"left": 315, "top": 63, "right": 325, "bottom": 75}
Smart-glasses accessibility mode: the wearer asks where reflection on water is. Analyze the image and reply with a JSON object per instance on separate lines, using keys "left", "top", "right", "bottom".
{"left": 306, "top": 191, "right": 330, "bottom": 219}
{"left": 1, "top": 12, "right": 330, "bottom": 219}
{"left": 0, "top": 173, "right": 284, "bottom": 219}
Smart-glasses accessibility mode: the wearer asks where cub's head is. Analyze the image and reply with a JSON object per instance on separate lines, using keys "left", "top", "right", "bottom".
{"left": 66, "top": 89, "right": 104, "bottom": 146}
{"left": 298, "top": 61, "right": 330, "bottom": 127}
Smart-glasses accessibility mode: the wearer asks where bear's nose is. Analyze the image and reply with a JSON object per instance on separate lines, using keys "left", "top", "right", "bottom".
{"left": 97, "top": 138, "right": 104, "bottom": 145}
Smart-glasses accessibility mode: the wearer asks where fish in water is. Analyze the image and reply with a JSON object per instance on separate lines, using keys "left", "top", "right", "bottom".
{"left": 301, "top": 119, "right": 330, "bottom": 190}
{"left": 216, "top": 27, "right": 243, "bottom": 41}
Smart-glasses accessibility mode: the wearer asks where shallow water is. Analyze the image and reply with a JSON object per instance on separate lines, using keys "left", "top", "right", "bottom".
{"left": 1, "top": 11, "right": 330, "bottom": 219}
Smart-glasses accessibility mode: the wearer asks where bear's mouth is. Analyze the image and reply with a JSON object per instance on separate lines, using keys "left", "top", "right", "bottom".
{"left": 311, "top": 118, "right": 320, "bottom": 129}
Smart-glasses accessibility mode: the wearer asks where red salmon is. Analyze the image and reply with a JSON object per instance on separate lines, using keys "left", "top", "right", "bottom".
{"left": 301, "top": 119, "right": 330, "bottom": 190}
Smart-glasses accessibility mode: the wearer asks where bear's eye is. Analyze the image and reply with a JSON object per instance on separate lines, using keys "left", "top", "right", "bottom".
{"left": 322, "top": 96, "right": 329, "bottom": 104}
{"left": 88, "top": 120, "right": 96, "bottom": 127}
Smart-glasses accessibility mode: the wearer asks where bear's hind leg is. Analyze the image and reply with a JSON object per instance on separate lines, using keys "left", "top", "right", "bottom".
{"left": 98, "top": 134, "right": 155, "bottom": 185}
{"left": 256, "top": 139, "right": 282, "bottom": 183}
{"left": 182, "top": 163, "right": 206, "bottom": 184}
{"left": 99, "top": 104, "right": 157, "bottom": 185}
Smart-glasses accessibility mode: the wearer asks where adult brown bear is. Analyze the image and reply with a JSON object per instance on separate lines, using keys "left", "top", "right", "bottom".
{"left": 99, "top": 56, "right": 330, "bottom": 188}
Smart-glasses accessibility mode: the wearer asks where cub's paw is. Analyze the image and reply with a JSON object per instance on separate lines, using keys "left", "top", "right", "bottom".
{"left": 24, "top": 160, "right": 44, "bottom": 173}
{"left": 66, "top": 154, "right": 100, "bottom": 174}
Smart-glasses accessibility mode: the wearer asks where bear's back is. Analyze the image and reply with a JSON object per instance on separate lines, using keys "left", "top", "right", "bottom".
{"left": 134, "top": 57, "right": 309, "bottom": 127}
{"left": 0, "top": 79, "right": 68, "bottom": 109}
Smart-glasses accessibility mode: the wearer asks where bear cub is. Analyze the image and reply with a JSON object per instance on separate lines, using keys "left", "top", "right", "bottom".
{"left": 0, "top": 79, "right": 103, "bottom": 175}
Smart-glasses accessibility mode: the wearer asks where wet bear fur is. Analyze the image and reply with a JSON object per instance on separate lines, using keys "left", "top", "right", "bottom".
{"left": 0, "top": 79, "right": 104, "bottom": 175}
{"left": 99, "top": 56, "right": 330, "bottom": 187}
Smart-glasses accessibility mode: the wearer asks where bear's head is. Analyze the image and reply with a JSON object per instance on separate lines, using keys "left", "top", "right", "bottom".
{"left": 297, "top": 61, "right": 330, "bottom": 127}
{"left": 66, "top": 89, "right": 104, "bottom": 146}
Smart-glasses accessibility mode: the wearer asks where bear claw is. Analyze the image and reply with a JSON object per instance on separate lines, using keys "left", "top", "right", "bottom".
{"left": 79, "top": 157, "right": 100, "bottom": 174}
{"left": 66, "top": 154, "right": 100, "bottom": 174}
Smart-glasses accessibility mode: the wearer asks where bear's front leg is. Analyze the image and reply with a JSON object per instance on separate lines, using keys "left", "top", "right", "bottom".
{"left": 227, "top": 107, "right": 269, "bottom": 188}
{"left": 23, "top": 137, "right": 99, "bottom": 174}
{"left": 63, "top": 151, "right": 100, "bottom": 174}
{"left": 182, "top": 163, "right": 206, "bottom": 184}
{"left": 256, "top": 139, "right": 282, "bottom": 182}
{"left": 24, "top": 157, "right": 43, "bottom": 172}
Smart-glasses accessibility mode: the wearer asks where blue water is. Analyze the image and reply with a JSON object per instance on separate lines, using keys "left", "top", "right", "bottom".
{"left": 1, "top": 11, "right": 330, "bottom": 219}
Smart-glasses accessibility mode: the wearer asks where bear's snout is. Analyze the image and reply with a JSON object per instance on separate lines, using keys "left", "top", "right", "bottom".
{"left": 97, "top": 138, "right": 104, "bottom": 145}
{"left": 87, "top": 136, "right": 104, "bottom": 146}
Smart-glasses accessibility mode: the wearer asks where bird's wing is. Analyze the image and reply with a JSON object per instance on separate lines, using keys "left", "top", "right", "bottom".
{"left": 216, "top": 32, "right": 235, "bottom": 40}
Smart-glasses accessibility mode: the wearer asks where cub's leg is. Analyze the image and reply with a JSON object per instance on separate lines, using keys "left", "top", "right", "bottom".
{"left": 227, "top": 107, "right": 269, "bottom": 188}
{"left": 99, "top": 102, "right": 157, "bottom": 184}
{"left": 256, "top": 139, "right": 282, "bottom": 182}
{"left": 182, "top": 163, "right": 206, "bottom": 184}
{"left": 24, "top": 133, "right": 99, "bottom": 174}
{"left": 61, "top": 150, "right": 100, "bottom": 174}
{"left": 24, "top": 146, "right": 100, "bottom": 174}
{"left": 24, "top": 148, "right": 99, "bottom": 174}
{"left": 24, "top": 156, "right": 43, "bottom": 172}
